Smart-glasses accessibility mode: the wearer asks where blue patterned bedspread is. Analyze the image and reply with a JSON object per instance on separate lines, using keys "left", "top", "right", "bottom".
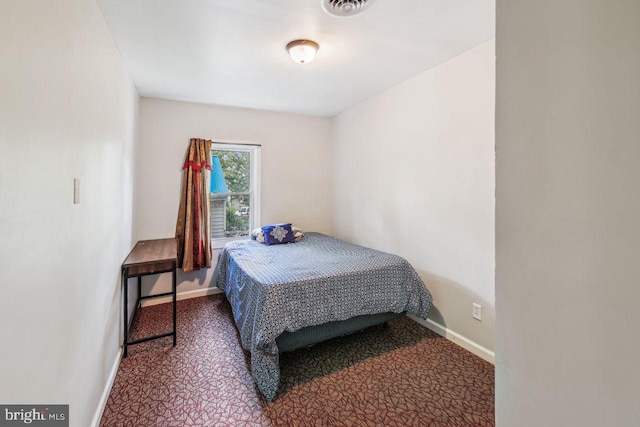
{"left": 213, "top": 232, "right": 433, "bottom": 400}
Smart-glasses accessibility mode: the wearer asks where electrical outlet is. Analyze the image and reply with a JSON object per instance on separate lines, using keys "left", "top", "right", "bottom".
{"left": 472, "top": 303, "right": 482, "bottom": 321}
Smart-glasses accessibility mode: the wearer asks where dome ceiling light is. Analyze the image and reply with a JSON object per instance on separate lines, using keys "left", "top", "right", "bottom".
{"left": 286, "top": 39, "right": 319, "bottom": 64}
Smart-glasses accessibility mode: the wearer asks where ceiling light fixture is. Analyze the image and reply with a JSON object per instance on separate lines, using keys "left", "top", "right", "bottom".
{"left": 286, "top": 40, "right": 319, "bottom": 64}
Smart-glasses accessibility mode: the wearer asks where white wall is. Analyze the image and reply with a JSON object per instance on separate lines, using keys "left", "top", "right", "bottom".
{"left": 331, "top": 41, "right": 495, "bottom": 352}
{"left": 135, "top": 98, "right": 332, "bottom": 298}
{"left": 0, "top": 1, "right": 138, "bottom": 426}
{"left": 496, "top": 1, "right": 640, "bottom": 425}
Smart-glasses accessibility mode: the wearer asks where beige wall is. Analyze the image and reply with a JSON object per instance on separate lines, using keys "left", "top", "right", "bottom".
{"left": 332, "top": 41, "right": 496, "bottom": 353}
{"left": 0, "top": 1, "right": 139, "bottom": 426}
{"left": 135, "top": 98, "right": 332, "bottom": 297}
{"left": 496, "top": 1, "right": 640, "bottom": 425}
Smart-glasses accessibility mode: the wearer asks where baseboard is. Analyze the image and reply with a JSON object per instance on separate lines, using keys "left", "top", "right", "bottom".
{"left": 90, "top": 347, "right": 122, "bottom": 427}
{"left": 407, "top": 314, "right": 495, "bottom": 364}
{"left": 140, "top": 290, "right": 495, "bottom": 364}
{"left": 140, "top": 287, "right": 223, "bottom": 307}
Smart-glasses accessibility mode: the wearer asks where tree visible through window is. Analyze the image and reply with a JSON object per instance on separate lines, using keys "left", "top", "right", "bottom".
{"left": 210, "top": 144, "right": 259, "bottom": 242}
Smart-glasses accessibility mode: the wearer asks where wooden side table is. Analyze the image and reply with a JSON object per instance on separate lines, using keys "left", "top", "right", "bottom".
{"left": 121, "top": 238, "right": 177, "bottom": 357}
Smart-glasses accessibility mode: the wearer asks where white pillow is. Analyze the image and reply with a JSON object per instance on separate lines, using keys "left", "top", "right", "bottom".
{"left": 251, "top": 227, "right": 265, "bottom": 243}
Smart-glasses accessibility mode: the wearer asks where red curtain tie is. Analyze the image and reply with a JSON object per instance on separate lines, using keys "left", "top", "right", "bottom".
{"left": 183, "top": 160, "right": 212, "bottom": 171}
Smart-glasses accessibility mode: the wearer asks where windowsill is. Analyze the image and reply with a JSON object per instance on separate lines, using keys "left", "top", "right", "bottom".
{"left": 212, "top": 236, "right": 250, "bottom": 250}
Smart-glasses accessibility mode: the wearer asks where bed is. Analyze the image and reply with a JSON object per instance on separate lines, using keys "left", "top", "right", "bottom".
{"left": 213, "top": 232, "right": 433, "bottom": 400}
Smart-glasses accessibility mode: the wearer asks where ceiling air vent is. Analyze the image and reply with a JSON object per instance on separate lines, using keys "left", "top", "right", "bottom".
{"left": 321, "top": 0, "right": 376, "bottom": 17}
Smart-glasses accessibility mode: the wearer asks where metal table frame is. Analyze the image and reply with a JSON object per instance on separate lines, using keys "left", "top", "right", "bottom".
{"left": 121, "top": 239, "right": 177, "bottom": 358}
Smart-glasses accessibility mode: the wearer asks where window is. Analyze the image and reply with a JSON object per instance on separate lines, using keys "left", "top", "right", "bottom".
{"left": 210, "top": 143, "right": 260, "bottom": 247}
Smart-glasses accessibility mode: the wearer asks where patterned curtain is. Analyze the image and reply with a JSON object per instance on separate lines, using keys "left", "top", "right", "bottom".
{"left": 176, "top": 138, "right": 212, "bottom": 272}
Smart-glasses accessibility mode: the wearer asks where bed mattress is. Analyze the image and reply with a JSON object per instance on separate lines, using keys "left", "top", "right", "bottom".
{"left": 213, "top": 232, "right": 432, "bottom": 400}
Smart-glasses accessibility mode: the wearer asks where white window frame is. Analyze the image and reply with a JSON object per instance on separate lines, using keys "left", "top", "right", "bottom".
{"left": 210, "top": 141, "right": 261, "bottom": 249}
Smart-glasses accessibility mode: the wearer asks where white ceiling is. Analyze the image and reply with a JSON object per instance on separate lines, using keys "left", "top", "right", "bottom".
{"left": 98, "top": 0, "right": 495, "bottom": 117}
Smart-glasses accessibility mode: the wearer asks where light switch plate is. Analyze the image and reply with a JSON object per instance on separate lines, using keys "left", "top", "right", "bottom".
{"left": 473, "top": 303, "right": 482, "bottom": 321}
{"left": 73, "top": 178, "right": 80, "bottom": 204}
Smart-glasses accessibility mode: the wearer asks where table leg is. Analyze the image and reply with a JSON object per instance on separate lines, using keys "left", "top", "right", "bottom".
{"left": 123, "top": 268, "right": 128, "bottom": 358}
{"left": 137, "top": 276, "right": 142, "bottom": 311}
{"left": 172, "top": 264, "right": 177, "bottom": 346}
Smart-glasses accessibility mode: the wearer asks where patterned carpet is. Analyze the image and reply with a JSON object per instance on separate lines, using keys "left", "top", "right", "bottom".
{"left": 100, "top": 295, "right": 494, "bottom": 426}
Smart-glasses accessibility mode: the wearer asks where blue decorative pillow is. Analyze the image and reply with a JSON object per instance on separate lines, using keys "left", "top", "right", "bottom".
{"left": 262, "top": 223, "right": 295, "bottom": 246}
